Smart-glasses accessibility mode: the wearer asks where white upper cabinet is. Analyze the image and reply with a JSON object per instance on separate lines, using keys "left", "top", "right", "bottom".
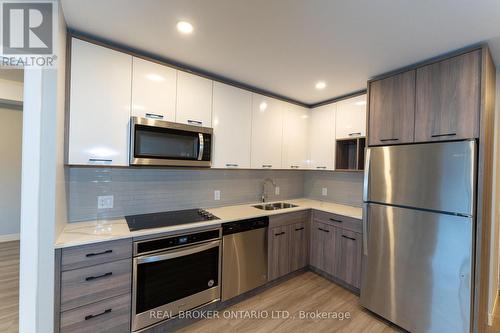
{"left": 309, "top": 103, "right": 336, "bottom": 170}
{"left": 335, "top": 94, "right": 367, "bottom": 139}
{"left": 250, "top": 94, "right": 284, "bottom": 169}
{"left": 176, "top": 71, "right": 213, "bottom": 127}
{"left": 212, "top": 82, "right": 252, "bottom": 168}
{"left": 282, "top": 104, "right": 310, "bottom": 169}
{"left": 131, "top": 57, "right": 177, "bottom": 121}
{"left": 68, "top": 38, "right": 132, "bottom": 166}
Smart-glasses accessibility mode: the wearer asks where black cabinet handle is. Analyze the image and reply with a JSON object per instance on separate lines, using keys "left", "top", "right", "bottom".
{"left": 145, "top": 113, "right": 164, "bottom": 119}
{"left": 380, "top": 138, "right": 399, "bottom": 142}
{"left": 318, "top": 228, "right": 329, "bottom": 233}
{"left": 187, "top": 119, "right": 203, "bottom": 125}
{"left": 431, "top": 133, "right": 456, "bottom": 138}
{"left": 275, "top": 232, "right": 286, "bottom": 236}
{"left": 348, "top": 132, "right": 362, "bottom": 136}
{"left": 85, "top": 309, "right": 112, "bottom": 321}
{"left": 85, "top": 249, "right": 113, "bottom": 257}
{"left": 342, "top": 235, "right": 356, "bottom": 241}
{"left": 85, "top": 272, "right": 113, "bottom": 282}
{"left": 295, "top": 227, "right": 304, "bottom": 231}
{"left": 329, "top": 218, "right": 342, "bottom": 223}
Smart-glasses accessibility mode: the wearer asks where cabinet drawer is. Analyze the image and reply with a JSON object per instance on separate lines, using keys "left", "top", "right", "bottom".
{"left": 61, "top": 259, "right": 132, "bottom": 311}
{"left": 313, "top": 210, "right": 362, "bottom": 233}
{"left": 60, "top": 293, "right": 131, "bottom": 333}
{"left": 269, "top": 210, "right": 310, "bottom": 228}
{"left": 61, "top": 238, "right": 132, "bottom": 271}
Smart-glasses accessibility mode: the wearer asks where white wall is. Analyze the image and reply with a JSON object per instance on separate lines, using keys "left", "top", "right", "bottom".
{"left": 0, "top": 107, "right": 23, "bottom": 240}
{"left": 489, "top": 66, "right": 500, "bottom": 324}
{"left": 18, "top": 2, "right": 67, "bottom": 332}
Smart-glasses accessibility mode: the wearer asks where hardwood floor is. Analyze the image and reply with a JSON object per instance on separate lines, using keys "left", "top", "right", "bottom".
{"left": 0, "top": 241, "right": 19, "bottom": 333}
{"left": 486, "top": 293, "right": 500, "bottom": 333}
{"left": 177, "top": 272, "right": 402, "bottom": 333}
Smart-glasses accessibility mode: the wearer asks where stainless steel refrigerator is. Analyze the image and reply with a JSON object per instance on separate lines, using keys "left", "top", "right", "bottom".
{"left": 360, "top": 140, "right": 475, "bottom": 333}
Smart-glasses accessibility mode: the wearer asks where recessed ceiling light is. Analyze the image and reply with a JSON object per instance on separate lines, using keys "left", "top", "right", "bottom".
{"left": 177, "top": 21, "right": 194, "bottom": 34}
{"left": 146, "top": 73, "right": 165, "bottom": 82}
{"left": 315, "top": 81, "right": 326, "bottom": 90}
{"left": 354, "top": 101, "right": 367, "bottom": 106}
{"left": 259, "top": 102, "right": 268, "bottom": 111}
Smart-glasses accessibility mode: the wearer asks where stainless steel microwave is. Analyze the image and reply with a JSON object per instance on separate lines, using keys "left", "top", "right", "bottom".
{"left": 130, "top": 117, "right": 212, "bottom": 167}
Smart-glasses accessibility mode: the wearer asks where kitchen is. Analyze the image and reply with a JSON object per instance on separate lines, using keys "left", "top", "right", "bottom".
{"left": 4, "top": 1, "right": 500, "bottom": 333}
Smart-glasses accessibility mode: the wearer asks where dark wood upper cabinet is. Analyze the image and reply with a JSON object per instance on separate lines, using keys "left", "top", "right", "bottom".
{"left": 415, "top": 50, "right": 481, "bottom": 142}
{"left": 368, "top": 70, "right": 416, "bottom": 146}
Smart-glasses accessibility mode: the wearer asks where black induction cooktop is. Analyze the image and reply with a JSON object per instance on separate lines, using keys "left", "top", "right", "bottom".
{"left": 125, "top": 209, "right": 220, "bottom": 232}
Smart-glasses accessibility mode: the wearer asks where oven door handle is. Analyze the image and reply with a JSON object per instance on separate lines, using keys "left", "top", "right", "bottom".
{"left": 197, "top": 133, "right": 204, "bottom": 161}
{"left": 136, "top": 240, "right": 220, "bottom": 264}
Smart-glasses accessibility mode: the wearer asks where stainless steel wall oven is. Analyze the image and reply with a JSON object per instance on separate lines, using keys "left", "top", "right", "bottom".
{"left": 132, "top": 228, "right": 221, "bottom": 331}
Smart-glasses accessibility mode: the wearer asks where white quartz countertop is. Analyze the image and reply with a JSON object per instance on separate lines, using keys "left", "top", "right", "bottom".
{"left": 55, "top": 198, "right": 362, "bottom": 249}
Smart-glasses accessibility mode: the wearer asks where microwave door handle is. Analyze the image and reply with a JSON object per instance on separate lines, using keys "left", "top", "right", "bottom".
{"left": 198, "top": 133, "right": 204, "bottom": 161}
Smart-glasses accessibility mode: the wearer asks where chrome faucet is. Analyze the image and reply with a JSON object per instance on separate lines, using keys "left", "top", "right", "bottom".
{"left": 261, "top": 178, "right": 277, "bottom": 203}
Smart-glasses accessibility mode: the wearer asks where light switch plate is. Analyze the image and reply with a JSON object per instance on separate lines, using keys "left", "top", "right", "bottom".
{"left": 97, "top": 195, "right": 114, "bottom": 209}
{"left": 322, "top": 187, "right": 328, "bottom": 196}
{"left": 275, "top": 186, "right": 280, "bottom": 195}
{"left": 214, "top": 190, "right": 221, "bottom": 201}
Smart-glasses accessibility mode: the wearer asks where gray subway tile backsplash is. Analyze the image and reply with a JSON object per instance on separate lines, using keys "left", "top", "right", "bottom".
{"left": 67, "top": 168, "right": 363, "bottom": 222}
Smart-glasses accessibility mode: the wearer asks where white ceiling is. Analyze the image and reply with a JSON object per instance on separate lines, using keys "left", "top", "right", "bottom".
{"left": 61, "top": 0, "right": 500, "bottom": 105}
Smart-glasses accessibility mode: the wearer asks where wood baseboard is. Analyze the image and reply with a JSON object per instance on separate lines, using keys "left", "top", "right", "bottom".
{"left": 0, "top": 233, "right": 20, "bottom": 243}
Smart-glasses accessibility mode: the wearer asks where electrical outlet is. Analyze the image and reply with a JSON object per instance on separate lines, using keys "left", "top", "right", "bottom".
{"left": 97, "top": 195, "right": 114, "bottom": 209}
{"left": 214, "top": 190, "right": 221, "bottom": 201}
{"left": 275, "top": 186, "right": 280, "bottom": 195}
{"left": 322, "top": 187, "right": 328, "bottom": 196}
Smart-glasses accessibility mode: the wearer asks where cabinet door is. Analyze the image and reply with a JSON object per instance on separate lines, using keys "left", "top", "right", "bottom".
{"left": 212, "top": 83, "right": 252, "bottom": 168}
{"left": 368, "top": 71, "right": 416, "bottom": 146}
{"left": 176, "top": 71, "right": 213, "bottom": 127}
{"left": 282, "top": 104, "right": 310, "bottom": 169}
{"left": 268, "top": 225, "right": 290, "bottom": 280}
{"left": 335, "top": 94, "right": 367, "bottom": 139}
{"left": 310, "top": 221, "right": 324, "bottom": 271}
{"left": 290, "top": 222, "right": 308, "bottom": 271}
{"left": 322, "top": 224, "right": 339, "bottom": 276}
{"left": 68, "top": 38, "right": 132, "bottom": 166}
{"left": 309, "top": 103, "right": 336, "bottom": 170}
{"left": 415, "top": 50, "right": 481, "bottom": 142}
{"left": 251, "top": 94, "right": 284, "bottom": 169}
{"left": 337, "top": 229, "right": 362, "bottom": 288}
{"left": 131, "top": 57, "right": 176, "bottom": 121}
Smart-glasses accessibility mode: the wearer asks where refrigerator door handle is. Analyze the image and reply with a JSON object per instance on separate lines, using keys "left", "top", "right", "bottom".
{"left": 363, "top": 203, "right": 368, "bottom": 256}
{"left": 363, "top": 148, "right": 371, "bottom": 202}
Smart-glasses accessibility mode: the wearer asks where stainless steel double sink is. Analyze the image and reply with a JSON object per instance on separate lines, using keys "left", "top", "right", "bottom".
{"left": 253, "top": 202, "right": 298, "bottom": 211}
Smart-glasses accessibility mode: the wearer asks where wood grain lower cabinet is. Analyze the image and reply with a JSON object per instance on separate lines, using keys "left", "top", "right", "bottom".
{"left": 56, "top": 239, "right": 133, "bottom": 333}
{"left": 310, "top": 221, "right": 338, "bottom": 276}
{"left": 337, "top": 229, "right": 362, "bottom": 289}
{"left": 310, "top": 214, "right": 362, "bottom": 290}
{"left": 268, "top": 225, "right": 291, "bottom": 280}
{"left": 60, "top": 294, "right": 131, "bottom": 333}
{"left": 289, "top": 222, "right": 308, "bottom": 271}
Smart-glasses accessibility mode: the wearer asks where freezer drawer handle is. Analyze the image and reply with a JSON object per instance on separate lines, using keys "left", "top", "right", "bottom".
{"left": 431, "top": 133, "right": 456, "bottom": 138}
{"left": 294, "top": 227, "right": 305, "bottom": 231}
{"left": 85, "top": 309, "right": 112, "bottom": 321}
{"left": 341, "top": 235, "right": 356, "bottom": 241}
{"left": 329, "top": 218, "right": 342, "bottom": 223}
{"left": 274, "top": 232, "right": 286, "bottom": 236}
{"left": 318, "top": 228, "right": 330, "bottom": 233}
{"left": 85, "top": 249, "right": 113, "bottom": 257}
{"left": 85, "top": 272, "right": 113, "bottom": 282}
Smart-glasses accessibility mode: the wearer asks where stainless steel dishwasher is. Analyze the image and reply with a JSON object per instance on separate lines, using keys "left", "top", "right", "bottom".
{"left": 222, "top": 217, "right": 269, "bottom": 301}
